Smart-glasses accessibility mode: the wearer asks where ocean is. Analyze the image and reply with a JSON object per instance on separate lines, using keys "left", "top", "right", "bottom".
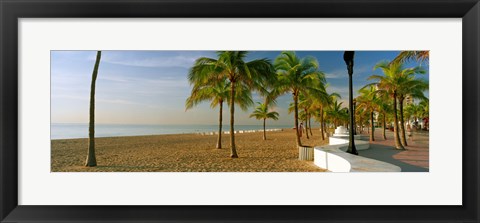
{"left": 51, "top": 123, "right": 295, "bottom": 139}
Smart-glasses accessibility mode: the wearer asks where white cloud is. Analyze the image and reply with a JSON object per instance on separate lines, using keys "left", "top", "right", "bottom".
{"left": 98, "top": 75, "right": 189, "bottom": 88}
{"left": 325, "top": 65, "right": 371, "bottom": 79}
{"left": 99, "top": 53, "right": 199, "bottom": 68}
{"left": 325, "top": 69, "right": 346, "bottom": 79}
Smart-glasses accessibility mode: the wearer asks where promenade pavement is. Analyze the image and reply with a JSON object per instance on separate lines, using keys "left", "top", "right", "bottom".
{"left": 356, "top": 128, "right": 429, "bottom": 172}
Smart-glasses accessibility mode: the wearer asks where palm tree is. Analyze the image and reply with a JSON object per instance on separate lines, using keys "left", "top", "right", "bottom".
{"left": 312, "top": 89, "right": 340, "bottom": 140}
{"left": 85, "top": 51, "right": 101, "bottom": 167}
{"left": 404, "top": 103, "right": 421, "bottom": 128}
{"left": 186, "top": 80, "right": 229, "bottom": 149}
{"left": 367, "top": 62, "right": 404, "bottom": 148}
{"left": 354, "top": 106, "right": 369, "bottom": 134}
{"left": 357, "top": 85, "right": 379, "bottom": 142}
{"left": 418, "top": 99, "right": 429, "bottom": 117}
{"left": 249, "top": 102, "right": 279, "bottom": 140}
{"left": 188, "top": 51, "right": 275, "bottom": 158}
{"left": 307, "top": 107, "right": 314, "bottom": 136}
{"left": 368, "top": 61, "right": 425, "bottom": 149}
{"left": 376, "top": 95, "right": 392, "bottom": 140}
{"left": 325, "top": 100, "right": 347, "bottom": 129}
{"left": 273, "top": 51, "right": 326, "bottom": 147}
{"left": 392, "top": 51, "right": 429, "bottom": 64}
{"left": 186, "top": 79, "right": 253, "bottom": 149}
{"left": 288, "top": 93, "right": 314, "bottom": 139}
{"left": 418, "top": 99, "right": 429, "bottom": 121}
{"left": 418, "top": 98, "right": 429, "bottom": 130}
{"left": 397, "top": 78, "right": 428, "bottom": 146}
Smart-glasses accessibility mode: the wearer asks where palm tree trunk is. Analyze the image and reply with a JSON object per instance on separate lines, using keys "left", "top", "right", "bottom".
{"left": 320, "top": 107, "right": 325, "bottom": 140}
{"left": 263, "top": 118, "right": 266, "bottom": 140}
{"left": 382, "top": 112, "right": 387, "bottom": 140}
{"left": 216, "top": 100, "right": 223, "bottom": 149}
{"left": 359, "top": 118, "right": 362, "bottom": 134}
{"left": 293, "top": 91, "right": 302, "bottom": 147}
{"left": 399, "top": 97, "right": 408, "bottom": 146}
{"left": 414, "top": 116, "right": 417, "bottom": 129}
{"left": 306, "top": 120, "right": 309, "bottom": 139}
{"left": 370, "top": 110, "right": 375, "bottom": 142}
{"left": 305, "top": 109, "right": 310, "bottom": 139}
{"left": 308, "top": 113, "right": 313, "bottom": 135}
{"left": 393, "top": 92, "right": 405, "bottom": 149}
{"left": 229, "top": 80, "right": 238, "bottom": 158}
{"left": 85, "top": 51, "right": 101, "bottom": 167}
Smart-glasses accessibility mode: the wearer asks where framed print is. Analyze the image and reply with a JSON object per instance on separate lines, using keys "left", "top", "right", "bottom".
{"left": 1, "top": 0, "right": 479, "bottom": 222}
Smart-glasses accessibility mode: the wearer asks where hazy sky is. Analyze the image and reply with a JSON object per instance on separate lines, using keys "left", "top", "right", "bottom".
{"left": 51, "top": 51, "right": 429, "bottom": 126}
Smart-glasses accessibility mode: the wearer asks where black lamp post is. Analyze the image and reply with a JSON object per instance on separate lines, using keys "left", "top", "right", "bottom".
{"left": 344, "top": 51, "right": 358, "bottom": 155}
{"left": 353, "top": 98, "right": 357, "bottom": 135}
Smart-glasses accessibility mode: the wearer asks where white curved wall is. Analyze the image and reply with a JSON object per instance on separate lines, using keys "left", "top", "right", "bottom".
{"left": 329, "top": 136, "right": 370, "bottom": 150}
{"left": 314, "top": 148, "right": 351, "bottom": 172}
{"left": 313, "top": 137, "right": 401, "bottom": 172}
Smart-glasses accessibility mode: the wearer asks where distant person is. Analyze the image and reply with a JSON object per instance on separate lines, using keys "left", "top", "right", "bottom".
{"left": 298, "top": 123, "right": 304, "bottom": 138}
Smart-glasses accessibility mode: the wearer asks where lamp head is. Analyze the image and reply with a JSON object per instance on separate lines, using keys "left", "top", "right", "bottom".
{"left": 343, "top": 51, "right": 355, "bottom": 67}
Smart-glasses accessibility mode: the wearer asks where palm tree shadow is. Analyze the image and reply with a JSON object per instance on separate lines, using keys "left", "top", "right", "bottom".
{"left": 355, "top": 144, "right": 428, "bottom": 172}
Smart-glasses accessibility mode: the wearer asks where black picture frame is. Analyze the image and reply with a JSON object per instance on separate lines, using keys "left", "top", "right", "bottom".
{"left": 1, "top": 0, "right": 479, "bottom": 222}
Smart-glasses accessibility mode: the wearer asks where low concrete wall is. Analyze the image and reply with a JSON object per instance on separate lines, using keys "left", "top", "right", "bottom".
{"left": 313, "top": 137, "right": 401, "bottom": 172}
{"left": 314, "top": 146, "right": 351, "bottom": 172}
{"left": 329, "top": 136, "right": 370, "bottom": 151}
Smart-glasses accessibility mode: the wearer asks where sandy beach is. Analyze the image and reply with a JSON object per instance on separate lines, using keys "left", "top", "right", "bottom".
{"left": 51, "top": 129, "right": 328, "bottom": 172}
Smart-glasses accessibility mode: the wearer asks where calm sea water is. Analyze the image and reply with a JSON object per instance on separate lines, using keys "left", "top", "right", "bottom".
{"left": 51, "top": 123, "right": 294, "bottom": 139}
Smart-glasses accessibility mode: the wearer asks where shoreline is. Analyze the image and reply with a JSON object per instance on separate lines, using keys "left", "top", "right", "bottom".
{"left": 51, "top": 126, "right": 291, "bottom": 140}
{"left": 51, "top": 128, "right": 283, "bottom": 140}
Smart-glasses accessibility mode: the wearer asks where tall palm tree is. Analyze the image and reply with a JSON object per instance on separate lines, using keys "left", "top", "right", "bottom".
{"left": 392, "top": 51, "right": 429, "bottom": 64}
{"left": 357, "top": 85, "right": 379, "bottom": 142}
{"left": 249, "top": 102, "right": 279, "bottom": 140}
{"left": 186, "top": 80, "right": 229, "bottom": 149}
{"left": 368, "top": 62, "right": 403, "bottom": 148}
{"left": 85, "top": 51, "right": 101, "bottom": 167}
{"left": 397, "top": 78, "right": 428, "bottom": 146}
{"left": 273, "top": 51, "right": 326, "bottom": 147}
{"left": 368, "top": 61, "right": 425, "bottom": 149}
{"left": 188, "top": 51, "right": 275, "bottom": 158}
{"left": 186, "top": 79, "right": 253, "bottom": 149}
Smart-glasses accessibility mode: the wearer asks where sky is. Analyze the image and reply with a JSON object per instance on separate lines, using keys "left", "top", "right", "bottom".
{"left": 51, "top": 51, "right": 429, "bottom": 126}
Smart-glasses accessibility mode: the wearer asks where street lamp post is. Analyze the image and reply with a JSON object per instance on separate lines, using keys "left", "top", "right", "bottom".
{"left": 353, "top": 98, "right": 357, "bottom": 135}
{"left": 344, "top": 51, "right": 358, "bottom": 155}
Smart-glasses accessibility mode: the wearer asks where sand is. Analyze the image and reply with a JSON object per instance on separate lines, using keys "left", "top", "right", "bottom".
{"left": 51, "top": 129, "right": 328, "bottom": 172}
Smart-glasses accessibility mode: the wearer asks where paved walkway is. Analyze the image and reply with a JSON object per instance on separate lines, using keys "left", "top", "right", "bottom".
{"left": 355, "top": 129, "right": 429, "bottom": 172}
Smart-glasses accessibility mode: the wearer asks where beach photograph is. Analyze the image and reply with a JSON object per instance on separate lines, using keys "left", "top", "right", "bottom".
{"left": 51, "top": 50, "right": 429, "bottom": 172}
